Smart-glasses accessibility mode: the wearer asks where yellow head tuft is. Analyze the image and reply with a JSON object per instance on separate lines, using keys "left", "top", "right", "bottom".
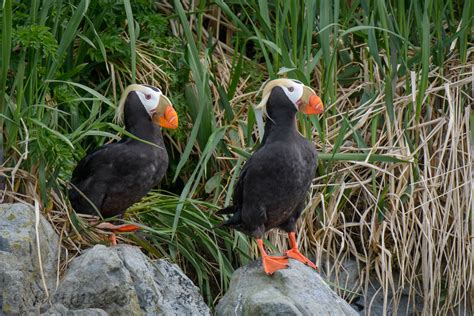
{"left": 255, "top": 79, "right": 295, "bottom": 111}
{"left": 114, "top": 84, "right": 151, "bottom": 124}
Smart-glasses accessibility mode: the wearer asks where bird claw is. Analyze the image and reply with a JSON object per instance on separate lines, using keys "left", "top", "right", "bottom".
{"left": 95, "top": 223, "right": 141, "bottom": 246}
{"left": 110, "top": 233, "right": 117, "bottom": 246}
{"left": 286, "top": 248, "right": 318, "bottom": 271}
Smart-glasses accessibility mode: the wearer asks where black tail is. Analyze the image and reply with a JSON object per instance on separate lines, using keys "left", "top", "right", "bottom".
{"left": 214, "top": 205, "right": 242, "bottom": 229}
{"left": 216, "top": 205, "right": 237, "bottom": 215}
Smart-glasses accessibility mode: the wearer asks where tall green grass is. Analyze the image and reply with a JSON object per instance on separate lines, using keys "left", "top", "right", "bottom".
{"left": 0, "top": 0, "right": 249, "bottom": 305}
{"left": 2, "top": 0, "right": 473, "bottom": 312}
{"left": 126, "top": 191, "right": 251, "bottom": 303}
{"left": 162, "top": 0, "right": 473, "bottom": 313}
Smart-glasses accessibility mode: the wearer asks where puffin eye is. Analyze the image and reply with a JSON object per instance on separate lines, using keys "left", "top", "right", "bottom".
{"left": 288, "top": 86, "right": 295, "bottom": 92}
{"left": 145, "top": 94, "right": 151, "bottom": 100}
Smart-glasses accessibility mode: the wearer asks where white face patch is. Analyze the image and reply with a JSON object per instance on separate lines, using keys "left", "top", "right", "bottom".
{"left": 135, "top": 86, "right": 162, "bottom": 116}
{"left": 282, "top": 82, "right": 304, "bottom": 110}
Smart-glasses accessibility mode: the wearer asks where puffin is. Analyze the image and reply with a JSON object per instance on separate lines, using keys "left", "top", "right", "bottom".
{"left": 69, "top": 84, "right": 178, "bottom": 245}
{"left": 218, "top": 78, "right": 324, "bottom": 275}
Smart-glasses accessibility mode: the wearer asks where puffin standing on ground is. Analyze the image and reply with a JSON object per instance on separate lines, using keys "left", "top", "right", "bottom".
{"left": 69, "top": 84, "right": 178, "bottom": 245}
{"left": 218, "top": 79, "right": 324, "bottom": 275}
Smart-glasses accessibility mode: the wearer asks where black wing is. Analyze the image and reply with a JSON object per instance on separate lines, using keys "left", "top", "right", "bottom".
{"left": 71, "top": 144, "right": 111, "bottom": 184}
{"left": 69, "top": 144, "right": 117, "bottom": 215}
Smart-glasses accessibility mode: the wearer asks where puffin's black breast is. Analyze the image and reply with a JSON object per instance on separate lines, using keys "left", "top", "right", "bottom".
{"left": 69, "top": 139, "right": 168, "bottom": 218}
{"left": 244, "top": 138, "right": 315, "bottom": 222}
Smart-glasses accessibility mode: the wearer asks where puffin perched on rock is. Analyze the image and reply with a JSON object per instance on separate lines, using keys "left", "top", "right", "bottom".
{"left": 69, "top": 84, "right": 178, "bottom": 245}
{"left": 218, "top": 78, "right": 323, "bottom": 275}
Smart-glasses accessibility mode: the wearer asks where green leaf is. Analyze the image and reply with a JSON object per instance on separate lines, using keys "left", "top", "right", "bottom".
{"left": 205, "top": 174, "right": 221, "bottom": 194}
{"left": 319, "top": 153, "right": 409, "bottom": 163}
{"left": 46, "top": 80, "right": 114, "bottom": 107}
{"left": 0, "top": 0, "right": 12, "bottom": 123}
{"left": 172, "top": 126, "right": 228, "bottom": 238}
{"left": 123, "top": 0, "right": 136, "bottom": 83}
{"left": 415, "top": 10, "right": 430, "bottom": 123}
{"left": 30, "top": 118, "right": 74, "bottom": 149}
{"left": 46, "top": 0, "right": 90, "bottom": 80}
{"left": 248, "top": 36, "right": 282, "bottom": 55}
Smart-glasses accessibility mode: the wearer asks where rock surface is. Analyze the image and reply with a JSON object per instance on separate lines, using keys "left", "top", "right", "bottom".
{"left": 51, "top": 244, "right": 211, "bottom": 316}
{"left": 0, "top": 203, "right": 210, "bottom": 316}
{"left": 41, "top": 303, "right": 108, "bottom": 316}
{"left": 0, "top": 203, "right": 60, "bottom": 315}
{"left": 216, "top": 259, "right": 358, "bottom": 316}
{"left": 320, "top": 257, "right": 426, "bottom": 315}
{"left": 1, "top": 202, "right": 358, "bottom": 315}
{"left": 350, "top": 272, "right": 426, "bottom": 315}
{"left": 320, "top": 257, "right": 362, "bottom": 312}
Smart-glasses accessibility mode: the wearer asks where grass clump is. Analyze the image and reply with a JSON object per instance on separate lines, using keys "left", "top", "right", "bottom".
{"left": 159, "top": 0, "right": 473, "bottom": 313}
{"left": 1, "top": 0, "right": 473, "bottom": 313}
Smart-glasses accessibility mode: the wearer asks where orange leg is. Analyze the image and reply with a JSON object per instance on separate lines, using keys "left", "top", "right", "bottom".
{"left": 285, "top": 232, "right": 318, "bottom": 270}
{"left": 110, "top": 232, "right": 117, "bottom": 246}
{"left": 257, "top": 239, "right": 289, "bottom": 275}
{"left": 96, "top": 223, "right": 142, "bottom": 246}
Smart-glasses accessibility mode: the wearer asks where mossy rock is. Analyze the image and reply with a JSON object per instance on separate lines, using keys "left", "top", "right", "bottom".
{"left": 0, "top": 203, "right": 60, "bottom": 315}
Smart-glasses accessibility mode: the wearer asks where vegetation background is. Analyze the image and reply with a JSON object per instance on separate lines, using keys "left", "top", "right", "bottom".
{"left": 1, "top": 0, "right": 472, "bottom": 314}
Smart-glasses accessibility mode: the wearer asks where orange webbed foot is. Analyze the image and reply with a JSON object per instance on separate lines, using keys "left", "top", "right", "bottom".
{"left": 286, "top": 232, "right": 318, "bottom": 271}
{"left": 262, "top": 255, "right": 289, "bottom": 275}
{"left": 111, "top": 224, "right": 141, "bottom": 232}
{"left": 286, "top": 248, "right": 318, "bottom": 270}
{"left": 96, "top": 223, "right": 141, "bottom": 246}
{"left": 96, "top": 222, "right": 141, "bottom": 232}
{"left": 256, "top": 238, "right": 289, "bottom": 275}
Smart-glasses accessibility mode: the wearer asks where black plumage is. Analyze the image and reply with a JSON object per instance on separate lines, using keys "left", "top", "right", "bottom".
{"left": 69, "top": 87, "right": 170, "bottom": 219}
{"left": 219, "top": 86, "right": 317, "bottom": 237}
{"left": 218, "top": 79, "right": 323, "bottom": 274}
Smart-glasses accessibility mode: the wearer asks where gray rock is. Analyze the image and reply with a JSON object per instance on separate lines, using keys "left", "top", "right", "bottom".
{"left": 352, "top": 276, "right": 424, "bottom": 316}
{"left": 41, "top": 303, "right": 108, "bottom": 316}
{"left": 52, "top": 244, "right": 210, "bottom": 316}
{"left": 320, "top": 257, "right": 426, "bottom": 315}
{"left": 216, "top": 259, "right": 358, "bottom": 316}
{"left": 320, "top": 257, "right": 361, "bottom": 296}
{"left": 319, "top": 257, "right": 362, "bottom": 312}
{"left": 0, "top": 203, "right": 60, "bottom": 315}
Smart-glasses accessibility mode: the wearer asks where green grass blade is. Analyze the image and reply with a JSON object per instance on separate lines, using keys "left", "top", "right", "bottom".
{"left": 0, "top": 0, "right": 12, "bottom": 137}
{"left": 457, "top": 0, "right": 471, "bottom": 63}
{"left": 318, "top": 153, "right": 409, "bottom": 163}
{"left": 46, "top": 0, "right": 90, "bottom": 80}
{"left": 30, "top": 118, "right": 74, "bottom": 149}
{"left": 229, "top": 146, "right": 408, "bottom": 164}
{"left": 172, "top": 126, "right": 228, "bottom": 239}
{"left": 123, "top": 0, "right": 136, "bottom": 83}
{"left": 173, "top": 86, "right": 204, "bottom": 181}
{"left": 415, "top": 10, "right": 430, "bottom": 123}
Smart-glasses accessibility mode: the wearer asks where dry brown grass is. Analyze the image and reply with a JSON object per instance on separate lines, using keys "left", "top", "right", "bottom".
{"left": 263, "top": 64, "right": 472, "bottom": 315}
{"left": 159, "top": 2, "right": 474, "bottom": 313}
{"left": 296, "top": 66, "right": 473, "bottom": 315}
{"left": 1, "top": 1, "right": 472, "bottom": 314}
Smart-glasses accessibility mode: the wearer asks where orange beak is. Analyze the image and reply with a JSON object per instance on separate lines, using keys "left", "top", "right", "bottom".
{"left": 153, "top": 105, "right": 179, "bottom": 129}
{"left": 297, "top": 85, "right": 324, "bottom": 115}
{"left": 301, "top": 94, "right": 324, "bottom": 115}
